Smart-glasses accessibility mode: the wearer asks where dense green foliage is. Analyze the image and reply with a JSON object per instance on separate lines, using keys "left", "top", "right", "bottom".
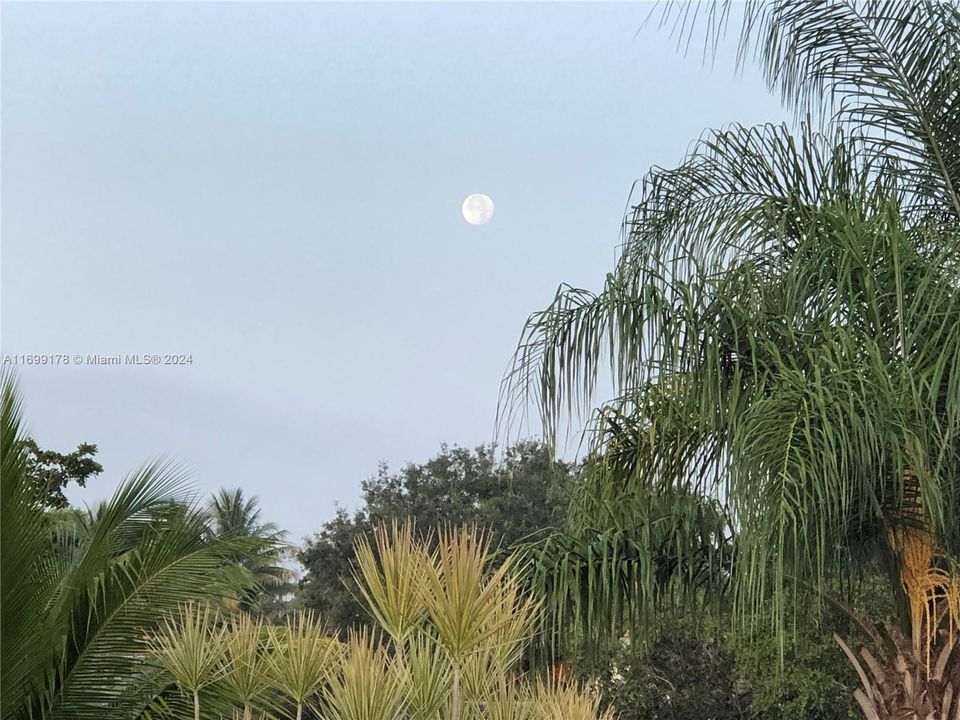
{"left": 297, "top": 441, "right": 576, "bottom": 629}
{"left": 559, "top": 572, "right": 902, "bottom": 720}
{"left": 584, "top": 614, "right": 857, "bottom": 720}
{"left": 24, "top": 436, "right": 103, "bottom": 508}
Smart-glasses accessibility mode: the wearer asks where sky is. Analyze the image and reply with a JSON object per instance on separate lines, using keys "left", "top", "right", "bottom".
{"left": 1, "top": 2, "right": 787, "bottom": 544}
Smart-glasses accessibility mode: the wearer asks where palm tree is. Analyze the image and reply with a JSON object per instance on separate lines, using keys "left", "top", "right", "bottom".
{"left": 502, "top": 2, "right": 960, "bottom": 719}
{"left": 0, "top": 378, "right": 260, "bottom": 720}
{"left": 207, "top": 488, "right": 294, "bottom": 619}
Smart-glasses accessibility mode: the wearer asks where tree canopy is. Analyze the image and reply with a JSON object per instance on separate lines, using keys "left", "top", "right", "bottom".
{"left": 298, "top": 441, "right": 577, "bottom": 630}
{"left": 23, "top": 437, "right": 103, "bottom": 508}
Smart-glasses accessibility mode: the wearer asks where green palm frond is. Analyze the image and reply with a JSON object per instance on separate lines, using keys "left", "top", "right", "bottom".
{"left": 46, "top": 499, "right": 257, "bottom": 720}
{"left": 501, "top": 121, "right": 894, "bottom": 439}
{"left": 1, "top": 376, "right": 60, "bottom": 718}
{"left": 522, "top": 478, "right": 733, "bottom": 658}
{"left": 662, "top": 0, "right": 960, "bottom": 218}
{"left": 207, "top": 488, "right": 292, "bottom": 617}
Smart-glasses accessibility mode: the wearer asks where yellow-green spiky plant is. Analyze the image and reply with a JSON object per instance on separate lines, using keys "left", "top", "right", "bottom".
{"left": 149, "top": 523, "right": 608, "bottom": 720}
{"left": 534, "top": 676, "right": 613, "bottom": 720}
{"left": 321, "top": 628, "right": 406, "bottom": 720}
{"left": 353, "top": 522, "right": 599, "bottom": 720}
{"left": 144, "top": 604, "right": 231, "bottom": 720}
{"left": 265, "top": 611, "right": 343, "bottom": 720}
{"left": 352, "top": 520, "right": 431, "bottom": 649}
{"left": 394, "top": 632, "right": 452, "bottom": 720}
{"left": 221, "top": 613, "right": 271, "bottom": 720}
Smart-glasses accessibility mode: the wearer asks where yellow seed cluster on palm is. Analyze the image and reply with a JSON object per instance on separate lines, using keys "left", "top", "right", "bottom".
{"left": 891, "top": 526, "right": 960, "bottom": 666}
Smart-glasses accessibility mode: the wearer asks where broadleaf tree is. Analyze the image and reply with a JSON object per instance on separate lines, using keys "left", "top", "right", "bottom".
{"left": 297, "top": 441, "right": 577, "bottom": 630}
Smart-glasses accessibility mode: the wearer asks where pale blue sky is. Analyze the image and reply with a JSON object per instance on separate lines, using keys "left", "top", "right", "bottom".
{"left": 2, "top": 2, "right": 786, "bottom": 542}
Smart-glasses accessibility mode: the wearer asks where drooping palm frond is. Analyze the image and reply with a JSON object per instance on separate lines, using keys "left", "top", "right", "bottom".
{"left": 521, "top": 482, "right": 734, "bottom": 658}
{"left": 500, "top": 121, "right": 897, "bottom": 439}
{"left": 660, "top": 0, "right": 960, "bottom": 219}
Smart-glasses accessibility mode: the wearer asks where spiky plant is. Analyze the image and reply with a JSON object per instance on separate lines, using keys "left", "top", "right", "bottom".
{"left": 221, "top": 613, "right": 272, "bottom": 720}
{"left": 534, "top": 676, "right": 613, "bottom": 720}
{"left": 394, "top": 632, "right": 453, "bottom": 720}
{"left": 353, "top": 523, "right": 616, "bottom": 720}
{"left": 502, "top": 2, "right": 960, "bottom": 719}
{"left": 265, "top": 610, "right": 343, "bottom": 720}
{"left": 321, "top": 628, "right": 406, "bottom": 720}
{"left": 352, "top": 520, "right": 432, "bottom": 648}
{"left": 145, "top": 604, "right": 232, "bottom": 720}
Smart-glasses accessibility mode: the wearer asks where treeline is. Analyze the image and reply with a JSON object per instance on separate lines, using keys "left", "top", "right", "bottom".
{"left": 294, "top": 441, "right": 877, "bottom": 720}
{"left": 19, "top": 427, "right": 877, "bottom": 720}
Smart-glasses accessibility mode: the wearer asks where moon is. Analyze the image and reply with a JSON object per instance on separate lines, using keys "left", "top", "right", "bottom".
{"left": 461, "top": 193, "right": 494, "bottom": 225}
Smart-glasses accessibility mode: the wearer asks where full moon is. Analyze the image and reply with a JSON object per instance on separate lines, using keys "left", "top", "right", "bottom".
{"left": 461, "top": 193, "right": 494, "bottom": 225}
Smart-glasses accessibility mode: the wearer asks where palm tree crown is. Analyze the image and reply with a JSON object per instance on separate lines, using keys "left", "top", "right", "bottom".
{"left": 504, "top": 0, "right": 960, "bottom": 679}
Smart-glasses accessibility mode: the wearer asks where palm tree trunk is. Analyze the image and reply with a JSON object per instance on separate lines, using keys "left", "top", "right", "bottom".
{"left": 193, "top": 690, "right": 200, "bottom": 720}
{"left": 296, "top": 702, "right": 303, "bottom": 720}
